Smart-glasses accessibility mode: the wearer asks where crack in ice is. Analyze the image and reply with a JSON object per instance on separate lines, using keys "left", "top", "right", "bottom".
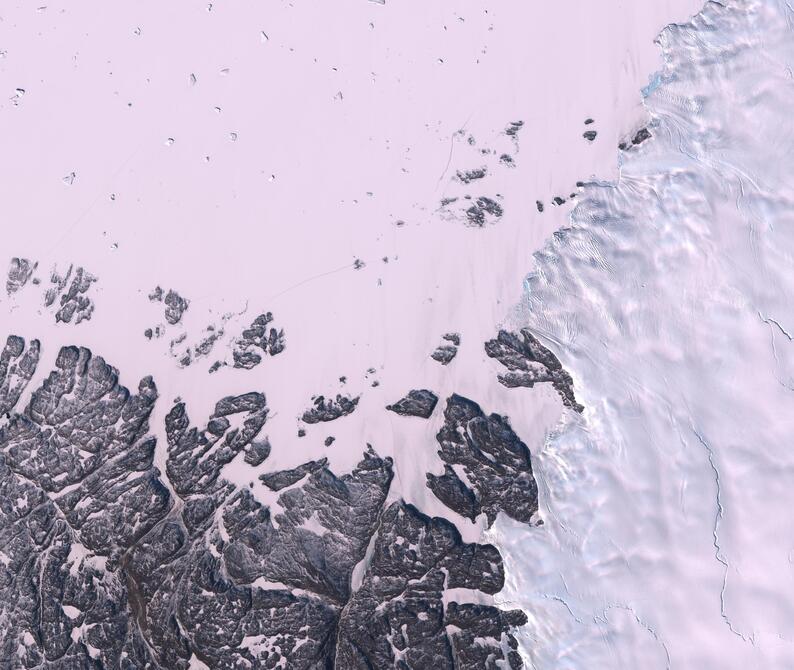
{"left": 596, "top": 603, "right": 672, "bottom": 670}
{"left": 759, "top": 311, "right": 794, "bottom": 341}
{"left": 539, "top": 594, "right": 585, "bottom": 625}
{"left": 758, "top": 312, "right": 794, "bottom": 392}
{"left": 691, "top": 427, "right": 751, "bottom": 643}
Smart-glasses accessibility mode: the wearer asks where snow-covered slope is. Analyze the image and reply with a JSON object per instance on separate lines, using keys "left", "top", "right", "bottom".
{"left": 495, "top": 1, "right": 794, "bottom": 667}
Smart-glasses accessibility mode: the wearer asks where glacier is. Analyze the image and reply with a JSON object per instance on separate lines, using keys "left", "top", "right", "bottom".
{"left": 493, "top": 1, "right": 794, "bottom": 667}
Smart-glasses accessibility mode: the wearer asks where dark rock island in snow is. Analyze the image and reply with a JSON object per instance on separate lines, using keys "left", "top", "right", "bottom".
{"left": 232, "top": 312, "right": 286, "bottom": 370}
{"left": 6, "top": 257, "right": 36, "bottom": 295}
{"left": 149, "top": 286, "right": 190, "bottom": 325}
{"left": 431, "top": 332, "right": 461, "bottom": 365}
{"left": 386, "top": 388, "right": 439, "bottom": 418}
{"left": 44, "top": 265, "right": 97, "bottom": 324}
{"left": 301, "top": 393, "right": 360, "bottom": 424}
{"left": 485, "top": 328, "right": 584, "bottom": 412}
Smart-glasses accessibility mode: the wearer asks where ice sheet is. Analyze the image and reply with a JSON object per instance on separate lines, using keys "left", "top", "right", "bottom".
{"left": 495, "top": 1, "right": 794, "bottom": 667}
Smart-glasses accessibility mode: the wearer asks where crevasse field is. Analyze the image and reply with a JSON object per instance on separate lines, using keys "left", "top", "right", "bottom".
{"left": 494, "top": 1, "right": 794, "bottom": 667}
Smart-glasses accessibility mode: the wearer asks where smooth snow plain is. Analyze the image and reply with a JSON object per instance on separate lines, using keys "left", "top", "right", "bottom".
{"left": 493, "top": 1, "right": 794, "bottom": 667}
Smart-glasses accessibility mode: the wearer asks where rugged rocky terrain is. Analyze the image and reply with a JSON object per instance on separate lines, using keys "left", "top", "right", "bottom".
{"left": 6, "top": 258, "right": 36, "bottom": 295}
{"left": 427, "top": 394, "right": 539, "bottom": 526}
{"left": 5, "top": 259, "right": 97, "bottom": 325}
{"left": 0, "top": 336, "right": 539, "bottom": 668}
{"left": 386, "top": 389, "right": 439, "bottom": 418}
{"left": 301, "top": 393, "right": 360, "bottom": 424}
{"left": 485, "top": 329, "right": 583, "bottom": 412}
{"left": 231, "top": 312, "right": 286, "bottom": 370}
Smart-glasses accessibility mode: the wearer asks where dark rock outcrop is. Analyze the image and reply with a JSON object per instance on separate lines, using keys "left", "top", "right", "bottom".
{"left": 232, "top": 312, "right": 286, "bottom": 370}
{"left": 0, "top": 335, "right": 40, "bottom": 415}
{"left": 164, "top": 290, "right": 189, "bottom": 325}
{"left": 456, "top": 167, "right": 487, "bottom": 184}
{"left": 504, "top": 120, "right": 524, "bottom": 137}
{"left": 335, "top": 500, "right": 526, "bottom": 669}
{"left": 427, "top": 394, "right": 539, "bottom": 526}
{"left": 465, "top": 196, "right": 504, "bottom": 227}
{"left": 633, "top": 127, "right": 652, "bottom": 145}
{"left": 244, "top": 438, "right": 271, "bottom": 466}
{"left": 431, "top": 333, "right": 460, "bottom": 366}
{"left": 259, "top": 458, "right": 328, "bottom": 491}
{"left": 386, "top": 389, "right": 439, "bottom": 418}
{"left": 431, "top": 345, "right": 457, "bottom": 365}
{"left": 44, "top": 265, "right": 97, "bottom": 324}
{"left": 149, "top": 286, "right": 190, "bottom": 325}
{"left": 485, "top": 328, "right": 583, "bottom": 412}
{"left": 619, "top": 126, "right": 652, "bottom": 150}
{"left": 0, "top": 342, "right": 171, "bottom": 668}
{"left": 226, "top": 446, "right": 393, "bottom": 604}
{"left": 301, "top": 393, "right": 359, "bottom": 424}
{"left": 6, "top": 257, "right": 36, "bottom": 295}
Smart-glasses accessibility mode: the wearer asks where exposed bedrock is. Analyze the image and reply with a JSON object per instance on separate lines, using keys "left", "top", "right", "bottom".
{"left": 386, "top": 389, "right": 439, "bottom": 418}
{"left": 0, "top": 336, "right": 531, "bottom": 668}
{"left": 45, "top": 265, "right": 97, "bottom": 324}
{"left": 301, "top": 393, "right": 360, "bottom": 424}
{"left": 485, "top": 328, "right": 583, "bottom": 412}
{"left": 427, "top": 393, "right": 539, "bottom": 526}
{"left": 335, "top": 500, "right": 527, "bottom": 669}
{"left": 6, "top": 257, "right": 36, "bottom": 295}
{"left": 149, "top": 286, "right": 190, "bottom": 325}
{"left": 431, "top": 333, "right": 461, "bottom": 366}
{"left": 225, "top": 445, "right": 394, "bottom": 604}
{"left": 0, "top": 335, "right": 40, "bottom": 415}
{"left": 232, "top": 311, "right": 286, "bottom": 370}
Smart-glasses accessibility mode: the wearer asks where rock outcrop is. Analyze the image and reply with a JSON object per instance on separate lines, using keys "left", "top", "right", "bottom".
{"left": 485, "top": 328, "right": 583, "bottom": 412}
{"left": 301, "top": 393, "right": 360, "bottom": 424}
{"left": 427, "top": 394, "right": 539, "bottom": 526}
{"left": 386, "top": 389, "right": 439, "bottom": 418}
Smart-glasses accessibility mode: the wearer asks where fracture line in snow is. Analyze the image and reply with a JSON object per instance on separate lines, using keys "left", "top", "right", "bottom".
{"left": 597, "top": 603, "right": 672, "bottom": 670}
{"left": 759, "top": 311, "right": 794, "bottom": 341}
{"left": 691, "top": 427, "right": 751, "bottom": 642}
{"left": 757, "top": 312, "right": 794, "bottom": 392}
{"left": 539, "top": 594, "right": 585, "bottom": 625}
